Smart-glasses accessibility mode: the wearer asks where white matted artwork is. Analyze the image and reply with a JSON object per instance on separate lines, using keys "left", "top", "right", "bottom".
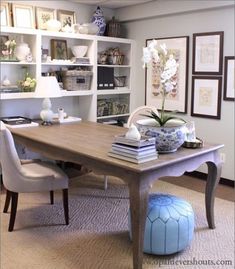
{"left": 191, "top": 76, "right": 222, "bottom": 119}
{"left": 192, "top": 31, "right": 224, "bottom": 75}
{"left": 57, "top": 10, "right": 76, "bottom": 28}
{"left": 36, "top": 7, "right": 56, "bottom": 30}
{"left": 1, "top": 2, "right": 11, "bottom": 26}
{"left": 223, "top": 56, "right": 235, "bottom": 101}
{"left": 12, "top": 4, "right": 35, "bottom": 29}
{"left": 145, "top": 36, "right": 189, "bottom": 113}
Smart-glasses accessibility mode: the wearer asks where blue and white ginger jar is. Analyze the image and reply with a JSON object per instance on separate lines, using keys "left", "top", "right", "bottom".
{"left": 91, "top": 6, "right": 106, "bottom": 36}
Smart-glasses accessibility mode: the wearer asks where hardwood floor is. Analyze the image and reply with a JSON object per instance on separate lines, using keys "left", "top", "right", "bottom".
{"left": 160, "top": 175, "right": 234, "bottom": 202}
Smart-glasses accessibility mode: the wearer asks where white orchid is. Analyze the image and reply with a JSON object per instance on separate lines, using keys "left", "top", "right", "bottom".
{"left": 142, "top": 39, "right": 185, "bottom": 126}
{"left": 142, "top": 47, "right": 152, "bottom": 67}
{"left": 5, "top": 39, "right": 16, "bottom": 49}
{"left": 160, "top": 43, "right": 167, "bottom": 55}
{"left": 148, "top": 39, "right": 157, "bottom": 52}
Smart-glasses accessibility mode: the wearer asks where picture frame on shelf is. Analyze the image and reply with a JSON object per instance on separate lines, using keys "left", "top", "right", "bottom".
{"left": 145, "top": 35, "right": 189, "bottom": 113}
{"left": 50, "top": 39, "right": 68, "bottom": 60}
{"left": 57, "top": 10, "right": 76, "bottom": 28}
{"left": 192, "top": 31, "right": 224, "bottom": 75}
{"left": 223, "top": 56, "right": 235, "bottom": 101}
{"left": 191, "top": 76, "right": 222, "bottom": 119}
{"left": 1, "top": 2, "right": 11, "bottom": 27}
{"left": 36, "top": 7, "right": 56, "bottom": 30}
{"left": 12, "top": 3, "right": 35, "bottom": 29}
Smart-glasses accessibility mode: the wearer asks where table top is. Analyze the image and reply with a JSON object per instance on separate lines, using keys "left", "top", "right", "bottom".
{"left": 10, "top": 121, "right": 223, "bottom": 173}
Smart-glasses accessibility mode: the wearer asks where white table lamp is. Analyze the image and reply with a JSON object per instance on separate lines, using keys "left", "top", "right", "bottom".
{"left": 35, "top": 76, "right": 61, "bottom": 125}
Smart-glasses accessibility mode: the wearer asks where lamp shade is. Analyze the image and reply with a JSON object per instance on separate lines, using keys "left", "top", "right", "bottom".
{"left": 35, "top": 76, "right": 61, "bottom": 98}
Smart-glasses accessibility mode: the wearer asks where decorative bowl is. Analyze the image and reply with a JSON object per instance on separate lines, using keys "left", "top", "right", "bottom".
{"left": 71, "top": 46, "right": 88, "bottom": 58}
{"left": 183, "top": 138, "right": 203, "bottom": 149}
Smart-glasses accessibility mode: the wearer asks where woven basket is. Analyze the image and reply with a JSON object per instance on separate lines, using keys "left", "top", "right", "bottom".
{"left": 62, "top": 70, "right": 93, "bottom": 91}
{"left": 114, "top": 76, "right": 126, "bottom": 87}
{"left": 108, "top": 55, "right": 124, "bottom": 65}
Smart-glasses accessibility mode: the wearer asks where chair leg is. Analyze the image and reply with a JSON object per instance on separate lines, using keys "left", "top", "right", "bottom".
{"left": 62, "top": 189, "right": 69, "bottom": 225}
{"left": 104, "top": 175, "right": 108, "bottom": 190}
{"left": 3, "top": 190, "right": 11, "bottom": 213}
{"left": 9, "top": 192, "right": 18, "bottom": 232}
{"left": 50, "top": 191, "right": 54, "bottom": 204}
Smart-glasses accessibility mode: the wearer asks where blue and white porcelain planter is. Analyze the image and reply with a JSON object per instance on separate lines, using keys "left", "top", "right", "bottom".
{"left": 136, "top": 119, "right": 186, "bottom": 153}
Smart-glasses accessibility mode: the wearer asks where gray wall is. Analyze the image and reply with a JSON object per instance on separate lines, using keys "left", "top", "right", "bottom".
{"left": 116, "top": 3, "right": 234, "bottom": 180}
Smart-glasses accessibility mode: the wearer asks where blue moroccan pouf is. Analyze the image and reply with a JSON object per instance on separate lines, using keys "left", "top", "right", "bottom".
{"left": 128, "top": 193, "right": 194, "bottom": 255}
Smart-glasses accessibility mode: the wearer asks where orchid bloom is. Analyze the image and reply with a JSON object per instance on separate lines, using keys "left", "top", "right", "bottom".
{"left": 160, "top": 43, "right": 167, "bottom": 55}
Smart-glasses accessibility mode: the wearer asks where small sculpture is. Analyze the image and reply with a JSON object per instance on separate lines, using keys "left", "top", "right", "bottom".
{"left": 2, "top": 76, "right": 11, "bottom": 86}
{"left": 125, "top": 124, "right": 141, "bottom": 140}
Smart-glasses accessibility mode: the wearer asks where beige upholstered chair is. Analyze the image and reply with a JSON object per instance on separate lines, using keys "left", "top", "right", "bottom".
{"left": 0, "top": 124, "right": 69, "bottom": 232}
{"left": 126, "top": 105, "right": 159, "bottom": 128}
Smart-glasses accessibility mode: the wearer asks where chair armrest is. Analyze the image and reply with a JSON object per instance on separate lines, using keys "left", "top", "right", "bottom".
{"left": 20, "top": 159, "right": 42, "bottom": 165}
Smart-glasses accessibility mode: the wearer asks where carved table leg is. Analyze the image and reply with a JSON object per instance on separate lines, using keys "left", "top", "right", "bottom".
{"left": 128, "top": 180, "right": 150, "bottom": 269}
{"left": 206, "top": 161, "right": 222, "bottom": 229}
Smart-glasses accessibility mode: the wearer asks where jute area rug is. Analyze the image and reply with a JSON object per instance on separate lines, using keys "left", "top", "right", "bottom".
{"left": 0, "top": 173, "right": 234, "bottom": 269}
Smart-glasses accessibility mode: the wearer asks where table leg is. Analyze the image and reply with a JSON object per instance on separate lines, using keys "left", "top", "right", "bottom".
{"left": 206, "top": 161, "right": 222, "bottom": 229}
{"left": 129, "top": 181, "right": 150, "bottom": 269}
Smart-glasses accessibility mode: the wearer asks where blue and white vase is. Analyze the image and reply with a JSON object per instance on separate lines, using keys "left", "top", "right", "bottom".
{"left": 91, "top": 6, "right": 106, "bottom": 36}
{"left": 136, "top": 119, "right": 186, "bottom": 153}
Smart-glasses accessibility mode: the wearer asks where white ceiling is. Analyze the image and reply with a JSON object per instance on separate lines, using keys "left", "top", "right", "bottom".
{"left": 69, "top": 0, "right": 155, "bottom": 9}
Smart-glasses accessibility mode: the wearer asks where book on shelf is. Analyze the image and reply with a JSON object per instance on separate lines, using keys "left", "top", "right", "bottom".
{"left": 113, "top": 134, "right": 156, "bottom": 148}
{"left": 0, "top": 85, "right": 20, "bottom": 93}
{"left": 108, "top": 151, "right": 158, "bottom": 164}
{"left": 112, "top": 143, "right": 156, "bottom": 156}
{"left": 72, "top": 57, "right": 90, "bottom": 64}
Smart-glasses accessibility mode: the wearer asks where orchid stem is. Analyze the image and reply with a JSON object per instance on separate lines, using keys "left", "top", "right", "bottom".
{"left": 161, "top": 93, "right": 166, "bottom": 123}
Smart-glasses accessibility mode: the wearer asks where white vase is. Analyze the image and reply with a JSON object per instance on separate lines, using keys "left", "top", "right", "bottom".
{"left": 136, "top": 119, "right": 186, "bottom": 153}
{"left": 15, "top": 36, "right": 30, "bottom": 61}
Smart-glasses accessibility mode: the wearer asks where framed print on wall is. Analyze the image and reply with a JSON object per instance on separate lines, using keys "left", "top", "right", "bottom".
{"left": 57, "top": 10, "right": 76, "bottom": 28}
{"left": 50, "top": 39, "right": 68, "bottom": 60}
{"left": 1, "top": 2, "right": 11, "bottom": 26}
{"left": 223, "top": 56, "right": 235, "bottom": 101}
{"left": 145, "top": 36, "right": 189, "bottom": 113}
{"left": 191, "top": 76, "right": 222, "bottom": 119}
{"left": 12, "top": 4, "right": 35, "bottom": 29}
{"left": 36, "top": 7, "right": 56, "bottom": 30}
{"left": 192, "top": 31, "right": 224, "bottom": 75}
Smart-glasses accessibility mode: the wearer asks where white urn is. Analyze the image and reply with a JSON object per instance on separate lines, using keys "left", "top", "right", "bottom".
{"left": 15, "top": 36, "right": 30, "bottom": 61}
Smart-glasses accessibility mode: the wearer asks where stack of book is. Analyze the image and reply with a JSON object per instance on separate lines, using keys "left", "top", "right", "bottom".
{"left": 108, "top": 135, "right": 158, "bottom": 163}
{"left": 74, "top": 57, "right": 90, "bottom": 64}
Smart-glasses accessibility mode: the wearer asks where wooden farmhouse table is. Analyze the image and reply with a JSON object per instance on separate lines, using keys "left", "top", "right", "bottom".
{"left": 10, "top": 121, "right": 223, "bottom": 269}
